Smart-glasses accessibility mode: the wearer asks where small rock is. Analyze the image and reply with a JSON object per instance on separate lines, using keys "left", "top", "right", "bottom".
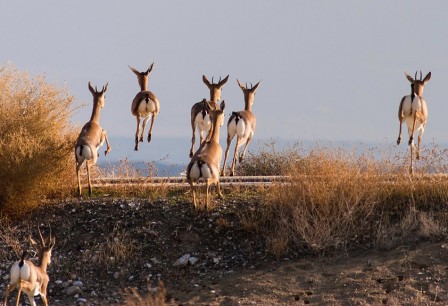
{"left": 113, "top": 272, "right": 120, "bottom": 279}
{"left": 76, "top": 298, "right": 87, "bottom": 304}
{"left": 150, "top": 257, "right": 161, "bottom": 264}
{"left": 73, "top": 281, "right": 83, "bottom": 287}
{"left": 188, "top": 257, "right": 198, "bottom": 265}
{"left": 66, "top": 286, "right": 82, "bottom": 296}
{"left": 128, "top": 276, "right": 134, "bottom": 281}
{"left": 145, "top": 263, "right": 152, "bottom": 269}
{"left": 173, "top": 254, "right": 190, "bottom": 267}
{"left": 90, "top": 291, "right": 98, "bottom": 297}
{"left": 55, "top": 280, "right": 63, "bottom": 285}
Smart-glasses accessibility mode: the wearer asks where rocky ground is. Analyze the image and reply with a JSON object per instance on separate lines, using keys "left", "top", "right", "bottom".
{"left": 1, "top": 194, "right": 447, "bottom": 305}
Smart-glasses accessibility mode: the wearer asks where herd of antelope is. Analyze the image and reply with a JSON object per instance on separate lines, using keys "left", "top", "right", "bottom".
{"left": 75, "top": 63, "right": 261, "bottom": 208}
{"left": 1, "top": 66, "right": 432, "bottom": 305}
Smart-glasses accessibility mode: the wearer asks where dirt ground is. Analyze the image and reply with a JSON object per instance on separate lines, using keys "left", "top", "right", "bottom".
{"left": 1, "top": 196, "right": 447, "bottom": 305}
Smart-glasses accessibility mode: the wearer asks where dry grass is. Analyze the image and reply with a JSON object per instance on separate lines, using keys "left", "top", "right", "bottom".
{"left": 0, "top": 64, "right": 77, "bottom": 216}
{"left": 122, "top": 281, "right": 166, "bottom": 306}
{"left": 249, "top": 143, "right": 448, "bottom": 256}
{"left": 95, "top": 223, "right": 137, "bottom": 269}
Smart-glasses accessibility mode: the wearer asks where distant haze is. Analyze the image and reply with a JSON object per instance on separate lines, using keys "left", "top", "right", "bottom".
{"left": 2, "top": 1, "right": 448, "bottom": 165}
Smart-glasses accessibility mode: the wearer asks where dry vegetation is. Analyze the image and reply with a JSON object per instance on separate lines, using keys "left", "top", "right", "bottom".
{"left": 1, "top": 65, "right": 448, "bottom": 304}
{"left": 0, "top": 64, "right": 77, "bottom": 216}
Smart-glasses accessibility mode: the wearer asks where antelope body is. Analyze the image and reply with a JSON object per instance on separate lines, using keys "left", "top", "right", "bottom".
{"left": 221, "top": 80, "right": 260, "bottom": 176}
{"left": 187, "top": 101, "right": 226, "bottom": 208}
{"left": 75, "top": 82, "right": 111, "bottom": 196}
{"left": 3, "top": 230, "right": 55, "bottom": 306}
{"left": 397, "top": 71, "right": 431, "bottom": 174}
{"left": 129, "top": 63, "right": 160, "bottom": 151}
{"left": 189, "top": 75, "right": 229, "bottom": 157}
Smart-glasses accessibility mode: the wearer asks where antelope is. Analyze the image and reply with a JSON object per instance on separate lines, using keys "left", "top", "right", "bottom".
{"left": 75, "top": 82, "right": 111, "bottom": 196}
{"left": 129, "top": 63, "right": 160, "bottom": 151}
{"left": 189, "top": 75, "right": 229, "bottom": 158}
{"left": 221, "top": 79, "right": 260, "bottom": 176}
{"left": 187, "top": 100, "right": 226, "bottom": 209}
{"left": 397, "top": 70, "right": 431, "bottom": 174}
{"left": 3, "top": 229, "right": 55, "bottom": 306}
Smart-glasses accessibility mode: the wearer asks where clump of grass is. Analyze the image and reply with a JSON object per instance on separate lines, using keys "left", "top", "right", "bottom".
{"left": 122, "top": 281, "right": 167, "bottom": 306}
{"left": 248, "top": 143, "right": 448, "bottom": 256}
{"left": 234, "top": 140, "right": 301, "bottom": 176}
{"left": 0, "top": 64, "right": 77, "bottom": 216}
{"left": 96, "top": 223, "right": 136, "bottom": 268}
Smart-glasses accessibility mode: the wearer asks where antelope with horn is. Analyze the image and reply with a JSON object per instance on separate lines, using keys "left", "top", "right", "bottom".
{"left": 189, "top": 75, "right": 229, "bottom": 158}
{"left": 75, "top": 82, "right": 111, "bottom": 196}
{"left": 3, "top": 228, "right": 55, "bottom": 306}
{"left": 129, "top": 63, "right": 160, "bottom": 151}
{"left": 397, "top": 70, "right": 431, "bottom": 174}
{"left": 187, "top": 100, "right": 226, "bottom": 209}
{"left": 221, "top": 79, "right": 260, "bottom": 176}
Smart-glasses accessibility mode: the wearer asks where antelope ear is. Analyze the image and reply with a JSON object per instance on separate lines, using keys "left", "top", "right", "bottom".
{"left": 128, "top": 65, "right": 140, "bottom": 76}
{"left": 236, "top": 79, "right": 245, "bottom": 90}
{"left": 423, "top": 72, "right": 431, "bottom": 84}
{"left": 202, "top": 75, "right": 211, "bottom": 87}
{"left": 147, "top": 62, "right": 154, "bottom": 75}
{"left": 404, "top": 72, "right": 414, "bottom": 83}
{"left": 219, "top": 75, "right": 229, "bottom": 87}
{"left": 252, "top": 81, "right": 261, "bottom": 91}
{"left": 88, "top": 82, "right": 96, "bottom": 94}
{"left": 220, "top": 100, "right": 226, "bottom": 111}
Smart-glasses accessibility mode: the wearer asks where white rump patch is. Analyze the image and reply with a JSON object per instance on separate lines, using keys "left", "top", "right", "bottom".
{"left": 236, "top": 120, "right": 247, "bottom": 137}
{"left": 195, "top": 113, "right": 212, "bottom": 132}
{"left": 76, "top": 145, "right": 93, "bottom": 162}
{"left": 138, "top": 99, "right": 156, "bottom": 116}
{"left": 189, "top": 162, "right": 212, "bottom": 180}
{"left": 189, "top": 163, "right": 201, "bottom": 181}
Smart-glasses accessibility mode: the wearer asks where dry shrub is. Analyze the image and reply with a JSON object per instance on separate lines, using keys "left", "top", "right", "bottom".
{"left": 96, "top": 223, "right": 136, "bottom": 268}
{"left": 234, "top": 140, "right": 301, "bottom": 176}
{"left": 0, "top": 64, "right": 76, "bottom": 216}
{"left": 122, "top": 281, "right": 166, "bottom": 306}
{"left": 253, "top": 144, "right": 448, "bottom": 256}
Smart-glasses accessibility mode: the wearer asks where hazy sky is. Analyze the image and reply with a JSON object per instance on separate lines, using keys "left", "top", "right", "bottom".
{"left": 2, "top": 1, "right": 448, "bottom": 164}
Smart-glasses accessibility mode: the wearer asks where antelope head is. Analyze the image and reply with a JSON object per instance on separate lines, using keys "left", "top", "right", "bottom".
{"left": 129, "top": 63, "right": 154, "bottom": 91}
{"left": 237, "top": 79, "right": 261, "bottom": 109}
{"left": 405, "top": 70, "right": 431, "bottom": 97}
{"left": 202, "top": 74, "right": 229, "bottom": 103}
{"left": 88, "top": 81, "right": 108, "bottom": 109}
{"left": 30, "top": 227, "right": 56, "bottom": 267}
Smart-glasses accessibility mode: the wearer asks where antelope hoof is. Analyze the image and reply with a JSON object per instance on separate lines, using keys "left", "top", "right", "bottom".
{"left": 220, "top": 170, "right": 226, "bottom": 177}
{"left": 139, "top": 137, "right": 144, "bottom": 143}
{"left": 148, "top": 133, "right": 152, "bottom": 143}
{"left": 408, "top": 138, "right": 413, "bottom": 146}
{"left": 134, "top": 145, "right": 139, "bottom": 151}
{"left": 239, "top": 155, "right": 244, "bottom": 163}
{"left": 189, "top": 151, "right": 194, "bottom": 158}
{"left": 416, "top": 153, "right": 421, "bottom": 160}
{"left": 397, "top": 138, "right": 401, "bottom": 145}
{"left": 230, "top": 171, "right": 235, "bottom": 177}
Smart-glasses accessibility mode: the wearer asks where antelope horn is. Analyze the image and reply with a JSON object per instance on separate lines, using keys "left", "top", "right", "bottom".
{"left": 414, "top": 71, "right": 417, "bottom": 80}
{"left": 250, "top": 82, "right": 253, "bottom": 89}
{"left": 38, "top": 225, "right": 45, "bottom": 247}
{"left": 420, "top": 70, "right": 423, "bottom": 81}
{"left": 219, "top": 76, "right": 222, "bottom": 83}
{"left": 212, "top": 76, "right": 214, "bottom": 84}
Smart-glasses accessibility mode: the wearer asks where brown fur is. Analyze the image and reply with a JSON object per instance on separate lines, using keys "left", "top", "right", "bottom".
{"left": 129, "top": 63, "right": 160, "bottom": 151}
{"left": 189, "top": 75, "right": 229, "bottom": 158}
{"left": 221, "top": 79, "right": 260, "bottom": 176}
{"left": 75, "top": 82, "right": 111, "bottom": 196}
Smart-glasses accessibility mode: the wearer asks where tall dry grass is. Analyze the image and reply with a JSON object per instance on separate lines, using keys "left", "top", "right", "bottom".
{"left": 0, "top": 64, "right": 77, "bottom": 216}
{"left": 246, "top": 143, "right": 448, "bottom": 256}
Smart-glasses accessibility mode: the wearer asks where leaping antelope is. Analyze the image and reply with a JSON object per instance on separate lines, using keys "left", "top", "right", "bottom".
{"left": 75, "top": 82, "right": 111, "bottom": 196}
{"left": 221, "top": 79, "right": 260, "bottom": 176}
{"left": 3, "top": 228, "right": 55, "bottom": 306}
{"left": 187, "top": 100, "right": 226, "bottom": 209}
{"left": 397, "top": 70, "right": 431, "bottom": 174}
{"left": 129, "top": 63, "right": 160, "bottom": 151}
{"left": 189, "top": 75, "right": 229, "bottom": 158}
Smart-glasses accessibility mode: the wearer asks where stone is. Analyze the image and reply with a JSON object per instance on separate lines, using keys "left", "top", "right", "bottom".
{"left": 66, "top": 285, "right": 82, "bottom": 296}
{"left": 173, "top": 254, "right": 190, "bottom": 267}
